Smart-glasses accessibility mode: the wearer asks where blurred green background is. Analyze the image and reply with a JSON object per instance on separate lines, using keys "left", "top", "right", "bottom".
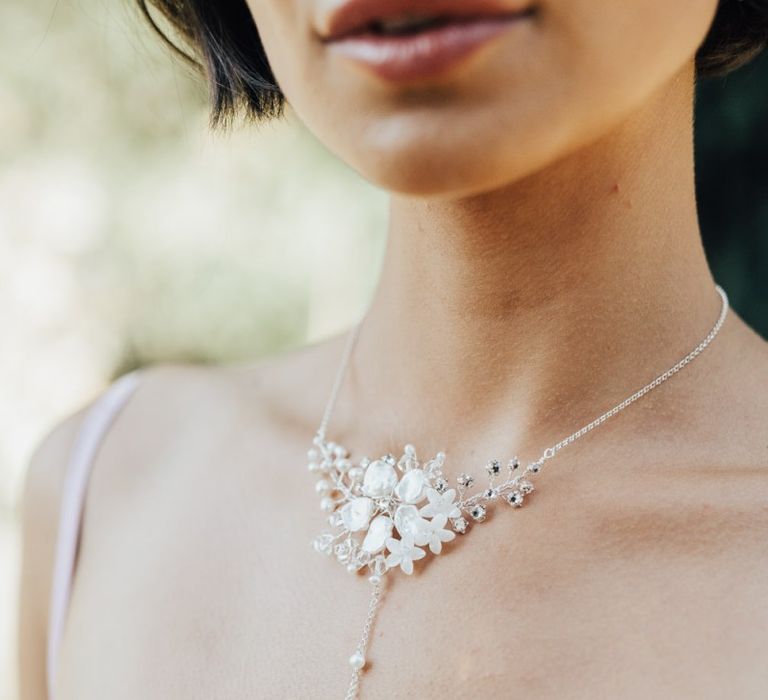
{"left": 696, "top": 53, "right": 768, "bottom": 331}
{"left": 0, "top": 1, "right": 765, "bottom": 698}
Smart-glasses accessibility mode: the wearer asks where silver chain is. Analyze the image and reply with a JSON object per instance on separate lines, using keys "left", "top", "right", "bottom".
{"left": 536, "top": 284, "right": 729, "bottom": 464}
{"left": 344, "top": 582, "right": 385, "bottom": 700}
{"left": 319, "top": 285, "right": 729, "bottom": 462}
{"left": 317, "top": 318, "right": 364, "bottom": 441}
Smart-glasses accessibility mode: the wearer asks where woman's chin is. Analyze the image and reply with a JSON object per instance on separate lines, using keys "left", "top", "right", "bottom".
{"left": 336, "top": 132, "right": 552, "bottom": 199}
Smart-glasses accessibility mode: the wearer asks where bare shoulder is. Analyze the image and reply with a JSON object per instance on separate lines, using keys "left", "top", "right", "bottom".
{"left": 685, "top": 312, "right": 768, "bottom": 527}
{"left": 661, "top": 311, "right": 768, "bottom": 618}
{"left": 115, "top": 331, "right": 349, "bottom": 451}
{"left": 21, "top": 329, "right": 347, "bottom": 537}
{"left": 17, "top": 331, "right": 345, "bottom": 695}
{"left": 53, "top": 333, "right": 352, "bottom": 525}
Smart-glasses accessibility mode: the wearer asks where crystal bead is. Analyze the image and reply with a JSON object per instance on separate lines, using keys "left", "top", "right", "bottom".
{"left": 340, "top": 497, "right": 374, "bottom": 532}
{"left": 312, "top": 533, "right": 334, "bottom": 555}
{"left": 362, "top": 459, "right": 399, "bottom": 498}
{"left": 518, "top": 479, "right": 534, "bottom": 494}
{"left": 398, "top": 453, "right": 418, "bottom": 472}
{"left": 506, "top": 490, "right": 524, "bottom": 507}
{"left": 457, "top": 473, "right": 475, "bottom": 488}
{"left": 486, "top": 459, "right": 501, "bottom": 475}
{"left": 451, "top": 516, "right": 468, "bottom": 534}
{"left": 372, "top": 555, "right": 388, "bottom": 576}
{"left": 469, "top": 504, "right": 487, "bottom": 522}
{"left": 394, "top": 469, "right": 428, "bottom": 504}
{"left": 508, "top": 456, "right": 520, "bottom": 471}
{"left": 528, "top": 462, "right": 542, "bottom": 473}
{"left": 351, "top": 550, "right": 371, "bottom": 569}
{"left": 482, "top": 488, "right": 497, "bottom": 500}
{"left": 434, "top": 478, "right": 448, "bottom": 494}
{"left": 384, "top": 453, "right": 397, "bottom": 466}
{"left": 424, "top": 452, "right": 446, "bottom": 474}
{"left": 334, "top": 541, "right": 353, "bottom": 563}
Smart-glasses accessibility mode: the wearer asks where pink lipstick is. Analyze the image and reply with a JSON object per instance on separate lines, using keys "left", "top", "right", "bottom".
{"left": 318, "top": 2, "right": 536, "bottom": 83}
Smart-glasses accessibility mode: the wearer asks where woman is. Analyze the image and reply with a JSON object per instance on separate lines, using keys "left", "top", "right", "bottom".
{"left": 19, "top": 1, "right": 768, "bottom": 698}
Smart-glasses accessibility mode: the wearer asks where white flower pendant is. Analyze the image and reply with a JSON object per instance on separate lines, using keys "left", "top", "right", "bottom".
{"left": 309, "top": 437, "right": 538, "bottom": 579}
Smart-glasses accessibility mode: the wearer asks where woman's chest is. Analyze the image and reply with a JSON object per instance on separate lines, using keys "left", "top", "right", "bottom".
{"left": 57, "top": 460, "right": 766, "bottom": 700}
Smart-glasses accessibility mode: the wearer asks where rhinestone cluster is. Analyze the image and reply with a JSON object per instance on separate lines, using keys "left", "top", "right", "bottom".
{"left": 310, "top": 436, "right": 538, "bottom": 580}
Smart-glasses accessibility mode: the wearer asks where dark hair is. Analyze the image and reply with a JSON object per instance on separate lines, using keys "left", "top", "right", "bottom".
{"left": 137, "top": 0, "right": 768, "bottom": 128}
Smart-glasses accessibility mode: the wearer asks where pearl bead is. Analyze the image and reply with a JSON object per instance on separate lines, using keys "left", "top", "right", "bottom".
{"left": 404, "top": 443, "right": 416, "bottom": 456}
{"left": 307, "top": 448, "right": 319, "bottom": 462}
{"left": 308, "top": 462, "right": 321, "bottom": 473}
{"left": 348, "top": 466, "right": 364, "bottom": 481}
{"left": 315, "top": 479, "right": 331, "bottom": 495}
{"left": 346, "top": 563, "right": 358, "bottom": 573}
{"left": 349, "top": 651, "right": 365, "bottom": 670}
{"left": 368, "top": 574, "right": 381, "bottom": 585}
{"left": 320, "top": 497, "right": 335, "bottom": 513}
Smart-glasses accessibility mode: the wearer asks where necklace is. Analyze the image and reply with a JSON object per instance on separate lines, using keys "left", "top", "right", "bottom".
{"left": 307, "top": 285, "right": 729, "bottom": 699}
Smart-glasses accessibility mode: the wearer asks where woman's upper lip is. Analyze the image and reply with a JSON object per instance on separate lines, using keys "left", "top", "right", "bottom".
{"left": 316, "top": 0, "right": 534, "bottom": 42}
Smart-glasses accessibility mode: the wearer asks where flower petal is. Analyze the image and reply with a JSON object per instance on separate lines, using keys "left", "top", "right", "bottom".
{"left": 386, "top": 552, "right": 401, "bottom": 568}
{"left": 431, "top": 514, "right": 448, "bottom": 530}
{"left": 385, "top": 537, "right": 402, "bottom": 554}
{"left": 419, "top": 504, "right": 437, "bottom": 518}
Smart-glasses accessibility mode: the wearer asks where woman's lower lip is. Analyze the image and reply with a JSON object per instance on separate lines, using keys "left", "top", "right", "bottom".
{"left": 325, "top": 14, "right": 532, "bottom": 83}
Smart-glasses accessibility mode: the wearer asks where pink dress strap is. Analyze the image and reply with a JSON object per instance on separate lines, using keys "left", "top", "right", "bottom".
{"left": 46, "top": 368, "right": 143, "bottom": 699}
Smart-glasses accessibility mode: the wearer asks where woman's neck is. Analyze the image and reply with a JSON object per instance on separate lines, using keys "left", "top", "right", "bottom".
{"left": 347, "top": 62, "right": 720, "bottom": 454}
